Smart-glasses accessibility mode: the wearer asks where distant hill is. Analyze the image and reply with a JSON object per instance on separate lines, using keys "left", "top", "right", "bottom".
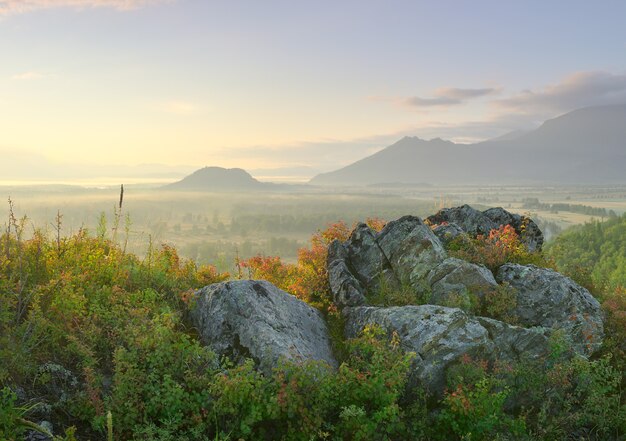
{"left": 310, "top": 104, "right": 626, "bottom": 186}
{"left": 164, "top": 167, "right": 269, "bottom": 191}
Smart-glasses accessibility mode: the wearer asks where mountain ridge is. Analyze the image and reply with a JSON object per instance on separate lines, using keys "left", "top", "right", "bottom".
{"left": 310, "top": 104, "right": 626, "bottom": 186}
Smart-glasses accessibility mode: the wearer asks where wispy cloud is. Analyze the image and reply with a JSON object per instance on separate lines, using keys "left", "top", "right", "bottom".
{"left": 402, "top": 86, "right": 499, "bottom": 108}
{"left": 0, "top": 0, "right": 171, "bottom": 15}
{"left": 494, "top": 71, "right": 626, "bottom": 115}
{"left": 11, "top": 71, "right": 45, "bottom": 80}
{"left": 403, "top": 96, "right": 461, "bottom": 107}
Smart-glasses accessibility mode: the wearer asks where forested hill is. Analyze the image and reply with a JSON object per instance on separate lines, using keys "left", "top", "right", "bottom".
{"left": 547, "top": 213, "right": 626, "bottom": 291}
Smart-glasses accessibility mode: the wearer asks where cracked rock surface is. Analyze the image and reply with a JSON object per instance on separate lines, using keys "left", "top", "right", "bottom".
{"left": 344, "top": 304, "right": 550, "bottom": 395}
{"left": 190, "top": 280, "right": 337, "bottom": 373}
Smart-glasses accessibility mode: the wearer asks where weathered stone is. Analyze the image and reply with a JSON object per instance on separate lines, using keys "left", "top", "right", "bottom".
{"left": 476, "top": 316, "right": 550, "bottom": 361}
{"left": 483, "top": 207, "right": 544, "bottom": 252}
{"left": 427, "top": 205, "right": 544, "bottom": 251}
{"left": 344, "top": 223, "right": 399, "bottom": 294}
{"left": 432, "top": 222, "right": 465, "bottom": 244}
{"left": 376, "top": 216, "right": 447, "bottom": 286}
{"left": 345, "top": 304, "right": 550, "bottom": 395}
{"left": 25, "top": 421, "right": 54, "bottom": 441}
{"left": 327, "top": 240, "right": 367, "bottom": 308}
{"left": 327, "top": 216, "right": 446, "bottom": 309}
{"left": 496, "top": 264, "right": 604, "bottom": 355}
{"left": 190, "top": 280, "right": 338, "bottom": 373}
{"left": 426, "top": 258, "right": 498, "bottom": 310}
{"left": 427, "top": 205, "right": 496, "bottom": 236}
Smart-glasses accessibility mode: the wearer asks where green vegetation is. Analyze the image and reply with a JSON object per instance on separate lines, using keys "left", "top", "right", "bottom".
{"left": 1, "top": 204, "right": 625, "bottom": 440}
{"left": 522, "top": 198, "right": 618, "bottom": 218}
{"left": 546, "top": 213, "right": 626, "bottom": 292}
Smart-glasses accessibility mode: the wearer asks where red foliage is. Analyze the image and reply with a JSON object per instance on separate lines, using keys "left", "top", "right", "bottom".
{"left": 241, "top": 219, "right": 386, "bottom": 309}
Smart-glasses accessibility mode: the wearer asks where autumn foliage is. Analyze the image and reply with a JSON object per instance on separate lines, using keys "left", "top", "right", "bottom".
{"left": 448, "top": 224, "right": 551, "bottom": 271}
{"left": 241, "top": 218, "right": 384, "bottom": 310}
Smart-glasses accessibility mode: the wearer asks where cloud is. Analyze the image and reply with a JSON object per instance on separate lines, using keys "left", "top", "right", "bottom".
{"left": 495, "top": 71, "right": 626, "bottom": 115}
{"left": 11, "top": 71, "right": 45, "bottom": 80}
{"left": 403, "top": 96, "right": 461, "bottom": 107}
{"left": 0, "top": 0, "right": 170, "bottom": 15}
{"left": 402, "top": 86, "right": 498, "bottom": 108}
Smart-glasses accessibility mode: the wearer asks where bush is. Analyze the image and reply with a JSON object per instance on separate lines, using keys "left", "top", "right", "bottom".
{"left": 448, "top": 225, "right": 551, "bottom": 272}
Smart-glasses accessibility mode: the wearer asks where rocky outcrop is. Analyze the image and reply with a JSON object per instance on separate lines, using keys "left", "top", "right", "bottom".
{"left": 327, "top": 216, "right": 446, "bottom": 309}
{"left": 496, "top": 264, "right": 604, "bottom": 355}
{"left": 190, "top": 280, "right": 337, "bottom": 373}
{"left": 426, "top": 258, "right": 499, "bottom": 309}
{"left": 327, "top": 240, "right": 368, "bottom": 308}
{"left": 377, "top": 216, "right": 447, "bottom": 285}
{"left": 432, "top": 222, "right": 465, "bottom": 244}
{"left": 327, "top": 208, "right": 603, "bottom": 396}
{"left": 345, "top": 305, "right": 550, "bottom": 395}
{"left": 426, "top": 205, "right": 544, "bottom": 251}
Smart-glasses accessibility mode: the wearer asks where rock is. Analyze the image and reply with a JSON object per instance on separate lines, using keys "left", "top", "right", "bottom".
{"left": 327, "top": 216, "right": 446, "bottom": 309}
{"left": 426, "top": 258, "right": 498, "bottom": 310}
{"left": 377, "top": 216, "right": 447, "bottom": 286}
{"left": 476, "top": 316, "right": 551, "bottom": 361}
{"left": 432, "top": 222, "right": 465, "bottom": 244}
{"left": 483, "top": 207, "right": 544, "bottom": 252}
{"left": 496, "top": 264, "right": 604, "bottom": 355}
{"left": 426, "top": 205, "right": 544, "bottom": 252}
{"left": 427, "top": 205, "right": 496, "bottom": 236}
{"left": 190, "top": 280, "right": 338, "bottom": 373}
{"left": 344, "top": 223, "right": 399, "bottom": 294}
{"left": 345, "top": 304, "right": 549, "bottom": 395}
{"left": 327, "top": 240, "right": 367, "bottom": 308}
{"left": 25, "top": 421, "right": 53, "bottom": 441}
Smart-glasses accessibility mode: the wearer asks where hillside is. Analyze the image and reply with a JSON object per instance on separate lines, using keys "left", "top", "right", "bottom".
{"left": 1, "top": 208, "right": 624, "bottom": 440}
{"left": 547, "top": 213, "right": 626, "bottom": 291}
{"left": 310, "top": 104, "right": 626, "bottom": 186}
{"left": 164, "top": 166, "right": 268, "bottom": 191}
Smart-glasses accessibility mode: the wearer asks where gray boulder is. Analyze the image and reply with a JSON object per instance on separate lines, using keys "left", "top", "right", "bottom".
{"left": 345, "top": 305, "right": 549, "bottom": 395}
{"left": 483, "top": 207, "right": 544, "bottom": 252}
{"left": 377, "top": 216, "right": 447, "bottom": 286}
{"left": 432, "top": 222, "right": 466, "bottom": 244}
{"left": 426, "top": 205, "right": 544, "bottom": 252}
{"left": 496, "top": 264, "right": 604, "bottom": 355}
{"left": 427, "top": 205, "right": 495, "bottom": 236}
{"left": 426, "top": 258, "right": 499, "bottom": 310}
{"left": 190, "top": 280, "right": 338, "bottom": 373}
{"left": 327, "top": 240, "right": 367, "bottom": 308}
{"left": 344, "top": 223, "right": 400, "bottom": 294}
{"left": 327, "top": 216, "right": 446, "bottom": 309}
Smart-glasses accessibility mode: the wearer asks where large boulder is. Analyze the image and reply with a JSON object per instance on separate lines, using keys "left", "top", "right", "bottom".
{"left": 432, "top": 222, "right": 466, "bottom": 245}
{"left": 327, "top": 216, "right": 446, "bottom": 308}
{"left": 327, "top": 240, "right": 368, "bottom": 308}
{"left": 345, "top": 305, "right": 550, "bottom": 395}
{"left": 426, "top": 258, "right": 499, "bottom": 309}
{"left": 377, "top": 216, "right": 447, "bottom": 286}
{"left": 496, "top": 264, "right": 604, "bottom": 355}
{"left": 190, "top": 280, "right": 338, "bottom": 373}
{"left": 426, "top": 205, "right": 544, "bottom": 252}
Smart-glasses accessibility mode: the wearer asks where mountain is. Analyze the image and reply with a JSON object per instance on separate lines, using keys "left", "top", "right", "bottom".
{"left": 310, "top": 104, "right": 626, "bottom": 186}
{"left": 164, "top": 167, "right": 269, "bottom": 191}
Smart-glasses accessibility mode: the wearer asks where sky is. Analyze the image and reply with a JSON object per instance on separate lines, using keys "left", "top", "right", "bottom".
{"left": 1, "top": 0, "right": 626, "bottom": 182}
